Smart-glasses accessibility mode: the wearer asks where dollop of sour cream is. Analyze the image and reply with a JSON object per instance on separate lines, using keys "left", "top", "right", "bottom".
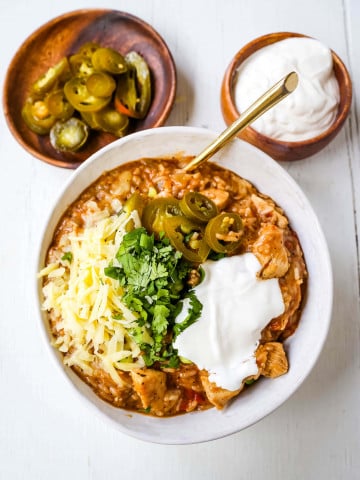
{"left": 234, "top": 37, "right": 340, "bottom": 141}
{"left": 174, "top": 253, "right": 285, "bottom": 391}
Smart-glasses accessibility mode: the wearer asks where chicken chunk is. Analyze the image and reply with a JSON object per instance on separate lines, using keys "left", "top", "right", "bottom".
{"left": 200, "top": 188, "right": 230, "bottom": 210}
{"left": 251, "top": 194, "right": 288, "bottom": 228}
{"left": 111, "top": 170, "right": 132, "bottom": 196}
{"left": 130, "top": 369, "right": 166, "bottom": 415}
{"left": 163, "top": 389, "right": 182, "bottom": 413}
{"left": 256, "top": 342, "right": 288, "bottom": 378}
{"left": 199, "top": 371, "right": 242, "bottom": 409}
{"left": 73, "top": 364, "right": 137, "bottom": 409}
{"left": 252, "top": 224, "right": 290, "bottom": 278}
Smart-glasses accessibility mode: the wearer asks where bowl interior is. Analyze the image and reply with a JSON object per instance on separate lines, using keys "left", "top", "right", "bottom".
{"left": 36, "top": 126, "right": 333, "bottom": 444}
{"left": 3, "top": 9, "right": 176, "bottom": 169}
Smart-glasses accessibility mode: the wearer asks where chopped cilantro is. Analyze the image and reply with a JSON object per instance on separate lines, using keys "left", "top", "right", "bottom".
{"left": 105, "top": 227, "right": 203, "bottom": 367}
{"left": 245, "top": 379, "right": 256, "bottom": 385}
{"left": 208, "top": 250, "right": 226, "bottom": 261}
{"left": 61, "top": 251, "right": 73, "bottom": 263}
{"left": 173, "top": 291, "right": 203, "bottom": 337}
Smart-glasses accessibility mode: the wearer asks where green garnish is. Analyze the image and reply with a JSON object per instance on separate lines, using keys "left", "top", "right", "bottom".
{"left": 61, "top": 251, "right": 73, "bottom": 263}
{"left": 140, "top": 406, "right": 151, "bottom": 414}
{"left": 173, "top": 291, "right": 202, "bottom": 337}
{"left": 245, "top": 379, "right": 256, "bottom": 385}
{"left": 105, "top": 227, "right": 202, "bottom": 367}
{"left": 207, "top": 250, "right": 226, "bottom": 261}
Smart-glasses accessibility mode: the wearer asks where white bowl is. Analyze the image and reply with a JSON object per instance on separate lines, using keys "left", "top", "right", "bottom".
{"left": 36, "top": 126, "right": 333, "bottom": 444}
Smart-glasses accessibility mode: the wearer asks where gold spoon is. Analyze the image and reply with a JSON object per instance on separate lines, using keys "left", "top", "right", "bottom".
{"left": 183, "top": 71, "right": 298, "bottom": 172}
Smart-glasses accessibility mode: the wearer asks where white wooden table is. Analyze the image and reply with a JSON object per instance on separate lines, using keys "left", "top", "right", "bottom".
{"left": 1, "top": 0, "right": 359, "bottom": 478}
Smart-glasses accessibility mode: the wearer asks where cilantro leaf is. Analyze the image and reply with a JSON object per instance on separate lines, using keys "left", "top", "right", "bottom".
{"left": 152, "top": 304, "right": 170, "bottom": 335}
{"left": 208, "top": 250, "right": 226, "bottom": 261}
{"left": 105, "top": 227, "right": 203, "bottom": 367}
{"left": 61, "top": 251, "right": 73, "bottom": 263}
{"left": 173, "top": 291, "right": 203, "bottom": 337}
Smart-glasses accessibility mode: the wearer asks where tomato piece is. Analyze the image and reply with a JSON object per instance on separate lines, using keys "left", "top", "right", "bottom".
{"left": 64, "top": 77, "right": 111, "bottom": 112}
{"left": 180, "top": 192, "right": 218, "bottom": 223}
{"left": 142, "top": 198, "right": 183, "bottom": 234}
{"left": 204, "top": 212, "right": 243, "bottom": 253}
{"left": 179, "top": 389, "right": 206, "bottom": 411}
{"left": 92, "top": 47, "right": 127, "bottom": 74}
{"left": 86, "top": 72, "right": 116, "bottom": 97}
{"left": 49, "top": 117, "right": 89, "bottom": 152}
{"left": 164, "top": 216, "right": 210, "bottom": 263}
{"left": 45, "top": 89, "right": 74, "bottom": 121}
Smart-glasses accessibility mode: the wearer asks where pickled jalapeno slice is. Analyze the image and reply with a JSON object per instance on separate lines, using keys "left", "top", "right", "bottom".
{"left": 45, "top": 89, "right": 74, "bottom": 121}
{"left": 86, "top": 72, "right": 116, "bottom": 98}
{"left": 179, "top": 192, "right": 218, "bottom": 223}
{"left": 22, "top": 42, "right": 152, "bottom": 150}
{"left": 92, "top": 106, "right": 129, "bottom": 137}
{"left": 64, "top": 77, "right": 111, "bottom": 112}
{"left": 125, "top": 51, "right": 151, "bottom": 119}
{"left": 142, "top": 198, "right": 183, "bottom": 234}
{"left": 164, "top": 216, "right": 210, "bottom": 263}
{"left": 114, "top": 66, "right": 140, "bottom": 118}
{"left": 91, "top": 47, "right": 127, "bottom": 75}
{"left": 115, "top": 51, "right": 151, "bottom": 119}
{"left": 204, "top": 212, "right": 243, "bottom": 253}
{"left": 49, "top": 117, "right": 89, "bottom": 152}
{"left": 77, "top": 42, "right": 100, "bottom": 58}
{"left": 123, "top": 193, "right": 147, "bottom": 218}
{"left": 69, "top": 54, "right": 96, "bottom": 77}
{"left": 21, "top": 99, "right": 57, "bottom": 135}
{"left": 31, "top": 57, "right": 71, "bottom": 96}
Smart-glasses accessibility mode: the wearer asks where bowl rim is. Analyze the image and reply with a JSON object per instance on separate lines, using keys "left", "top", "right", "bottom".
{"left": 3, "top": 8, "right": 177, "bottom": 169}
{"left": 221, "top": 31, "right": 352, "bottom": 148}
{"left": 34, "top": 126, "right": 334, "bottom": 444}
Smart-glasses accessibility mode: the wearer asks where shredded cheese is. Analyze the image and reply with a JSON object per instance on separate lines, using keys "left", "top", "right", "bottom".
{"left": 38, "top": 209, "right": 146, "bottom": 385}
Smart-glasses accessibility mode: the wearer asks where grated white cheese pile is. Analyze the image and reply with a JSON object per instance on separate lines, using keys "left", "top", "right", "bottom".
{"left": 38, "top": 207, "right": 148, "bottom": 385}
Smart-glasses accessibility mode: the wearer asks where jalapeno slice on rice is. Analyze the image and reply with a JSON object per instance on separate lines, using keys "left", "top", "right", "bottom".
{"left": 204, "top": 212, "right": 243, "bottom": 253}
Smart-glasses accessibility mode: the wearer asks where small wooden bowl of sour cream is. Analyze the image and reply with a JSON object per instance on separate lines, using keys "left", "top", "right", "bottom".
{"left": 221, "top": 32, "right": 352, "bottom": 161}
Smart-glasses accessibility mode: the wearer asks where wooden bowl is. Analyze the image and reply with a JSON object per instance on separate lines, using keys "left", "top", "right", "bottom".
{"left": 221, "top": 32, "right": 352, "bottom": 161}
{"left": 3, "top": 9, "right": 177, "bottom": 169}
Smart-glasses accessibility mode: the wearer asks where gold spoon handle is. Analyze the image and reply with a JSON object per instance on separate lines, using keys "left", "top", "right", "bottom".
{"left": 183, "top": 71, "right": 298, "bottom": 172}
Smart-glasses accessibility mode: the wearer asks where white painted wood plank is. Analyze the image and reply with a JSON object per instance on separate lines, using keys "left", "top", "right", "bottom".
{"left": 0, "top": 0, "right": 359, "bottom": 479}
{"left": 345, "top": 0, "right": 360, "bottom": 293}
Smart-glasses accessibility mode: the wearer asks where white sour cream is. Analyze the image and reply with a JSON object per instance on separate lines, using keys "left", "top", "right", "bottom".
{"left": 174, "top": 253, "right": 285, "bottom": 391}
{"left": 234, "top": 37, "right": 340, "bottom": 141}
